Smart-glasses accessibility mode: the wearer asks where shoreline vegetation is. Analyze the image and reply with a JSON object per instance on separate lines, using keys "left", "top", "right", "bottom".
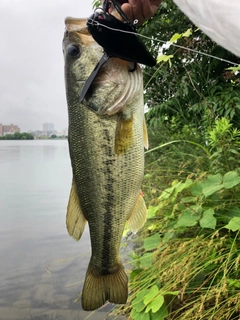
{"left": 0, "top": 132, "right": 68, "bottom": 140}
{"left": 111, "top": 118, "right": 240, "bottom": 320}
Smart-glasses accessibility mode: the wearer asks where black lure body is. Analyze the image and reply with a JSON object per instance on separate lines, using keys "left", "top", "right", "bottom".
{"left": 87, "top": 11, "right": 156, "bottom": 67}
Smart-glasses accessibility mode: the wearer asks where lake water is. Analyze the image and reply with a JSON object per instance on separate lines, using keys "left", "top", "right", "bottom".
{"left": 0, "top": 140, "right": 125, "bottom": 320}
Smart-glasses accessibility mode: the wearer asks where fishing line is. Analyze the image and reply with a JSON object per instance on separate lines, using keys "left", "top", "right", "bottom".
{"left": 87, "top": 18, "right": 239, "bottom": 66}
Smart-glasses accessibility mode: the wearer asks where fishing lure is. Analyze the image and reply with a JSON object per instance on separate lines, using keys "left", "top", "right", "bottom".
{"left": 80, "top": 0, "right": 156, "bottom": 103}
{"left": 87, "top": 0, "right": 156, "bottom": 67}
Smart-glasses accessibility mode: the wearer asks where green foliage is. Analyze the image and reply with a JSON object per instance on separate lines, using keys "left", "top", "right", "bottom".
{"left": 208, "top": 118, "right": 240, "bottom": 173}
{"left": 111, "top": 118, "right": 240, "bottom": 320}
{"left": 92, "top": 0, "right": 101, "bottom": 9}
{"left": 93, "top": 0, "right": 240, "bottom": 133}
{"left": 0, "top": 132, "right": 34, "bottom": 140}
{"left": 130, "top": 285, "right": 175, "bottom": 320}
{"left": 92, "top": 0, "right": 240, "bottom": 135}
{"left": 125, "top": 172, "right": 240, "bottom": 319}
{"left": 126, "top": 230, "right": 240, "bottom": 320}
{"left": 147, "top": 170, "right": 240, "bottom": 237}
{"left": 140, "top": 0, "right": 240, "bottom": 132}
{"left": 226, "top": 65, "right": 240, "bottom": 72}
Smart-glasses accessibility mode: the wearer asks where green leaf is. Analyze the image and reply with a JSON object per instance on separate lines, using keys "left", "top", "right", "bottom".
{"left": 139, "top": 252, "right": 154, "bottom": 268}
{"left": 224, "top": 217, "right": 240, "bottom": 231}
{"left": 144, "top": 233, "right": 161, "bottom": 251}
{"left": 147, "top": 205, "right": 160, "bottom": 218}
{"left": 145, "top": 295, "right": 164, "bottom": 313}
{"left": 169, "top": 33, "right": 182, "bottom": 42}
{"left": 227, "top": 278, "right": 240, "bottom": 288}
{"left": 228, "top": 149, "right": 239, "bottom": 155}
{"left": 174, "top": 179, "right": 193, "bottom": 194}
{"left": 158, "top": 183, "right": 179, "bottom": 201}
{"left": 150, "top": 302, "right": 168, "bottom": 319}
{"left": 139, "top": 312, "right": 151, "bottom": 320}
{"left": 175, "top": 210, "right": 200, "bottom": 228}
{"left": 223, "top": 171, "right": 240, "bottom": 189}
{"left": 133, "top": 290, "right": 149, "bottom": 312}
{"left": 157, "top": 54, "right": 174, "bottom": 65}
{"left": 143, "top": 285, "right": 159, "bottom": 305}
{"left": 182, "top": 28, "right": 192, "bottom": 37}
{"left": 162, "top": 232, "right": 175, "bottom": 242}
{"left": 226, "top": 207, "right": 240, "bottom": 219}
{"left": 199, "top": 209, "right": 216, "bottom": 229}
{"left": 190, "top": 183, "right": 203, "bottom": 196}
{"left": 130, "top": 307, "right": 139, "bottom": 319}
{"left": 181, "top": 196, "right": 197, "bottom": 203}
{"left": 230, "top": 109, "right": 235, "bottom": 119}
{"left": 131, "top": 310, "right": 150, "bottom": 320}
{"left": 130, "top": 269, "right": 143, "bottom": 282}
{"left": 189, "top": 204, "right": 202, "bottom": 215}
{"left": 226, "top": 65, "right": 240, "bottom": 72}
{"left": 200, "top": 174, "right": 223, "bottom": 197}
{"left": 122, "top": 226, "right": 130, "bottom": 237}
{"left": 208, "top": 173, "right": 223, "bottom": 184}
{"left": 164, "top": 291, "right": 179, "bottom": 295}
{"left": 202, "top": 184, "right": 223, "bottom": 197}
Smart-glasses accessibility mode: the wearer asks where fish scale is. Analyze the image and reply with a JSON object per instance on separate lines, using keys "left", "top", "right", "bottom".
{"left": 63, "top": 17, "right": 148, "bottom": 311}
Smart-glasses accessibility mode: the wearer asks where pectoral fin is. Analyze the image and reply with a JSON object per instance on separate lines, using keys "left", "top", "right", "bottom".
{"left": 127, "top": 191, "right": 147, "bottom": 233}
{"left": 115, "top": 113, "right": 133, "bottom": 155}
{"left": 66, "top": 179, "right": 87, "bottom": 241}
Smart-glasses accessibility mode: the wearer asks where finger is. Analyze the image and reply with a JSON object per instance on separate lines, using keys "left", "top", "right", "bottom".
{"left": 122, "top": 0, "right": 159, "bottom": 25}
{"left": 141, "top": 0, "right": 155, "bottom": 20}
{"left": 121, "top": 3, "right": 135, "bottom": 21}
{"left": 128, "top": 0, "right": 145, "bottom": 24}
{"left": 149, "top": 0, "right": 161, "bottom": 15}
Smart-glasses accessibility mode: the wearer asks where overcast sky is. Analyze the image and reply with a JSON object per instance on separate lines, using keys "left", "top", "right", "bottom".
{"left": 0, "top": 0, "right": 92, "bottom": 132}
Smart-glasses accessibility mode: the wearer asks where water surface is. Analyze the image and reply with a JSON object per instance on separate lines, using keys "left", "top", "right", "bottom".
{"left": 0, "top": 140, "right": 123, "bottom": 320}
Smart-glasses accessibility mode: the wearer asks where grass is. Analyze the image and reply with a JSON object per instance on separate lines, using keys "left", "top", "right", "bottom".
{"left": 110, "top": 121, "right": 240, "bottom": 319}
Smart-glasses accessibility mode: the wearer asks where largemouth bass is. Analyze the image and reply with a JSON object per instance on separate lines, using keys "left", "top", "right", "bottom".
{"left": 63, "top": 17, "right": 148, "bottom": 311}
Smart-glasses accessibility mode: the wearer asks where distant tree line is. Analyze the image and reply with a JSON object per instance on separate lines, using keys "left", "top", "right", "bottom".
{"left": 49, "top": 134, "right": 68, "bottom": 139}
{"left": 0, "top": 132, "right": 34, "bottom": 140}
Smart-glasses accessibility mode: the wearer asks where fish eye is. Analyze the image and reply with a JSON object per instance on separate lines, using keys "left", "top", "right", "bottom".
{"left": 67, "top": 44, "right": 80, "bottom": 58}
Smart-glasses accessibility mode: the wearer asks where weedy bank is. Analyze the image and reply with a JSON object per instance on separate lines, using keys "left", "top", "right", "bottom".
{"left": 111, "top": 118, "right": 240, "bottom": 320}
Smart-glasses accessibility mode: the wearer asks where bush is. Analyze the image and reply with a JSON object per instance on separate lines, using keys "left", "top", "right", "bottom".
{"left": 112, "top": 118, "right": 240, "bottom": 320}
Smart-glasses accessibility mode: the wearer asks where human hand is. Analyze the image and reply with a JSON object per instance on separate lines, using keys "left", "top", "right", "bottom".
{"left": 118, "top": 0, "right": 162, "bottom": 25}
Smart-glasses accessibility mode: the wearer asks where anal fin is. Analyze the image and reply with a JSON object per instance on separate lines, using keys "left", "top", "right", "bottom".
{"left": 127, "top": 191, "right": 147, "bottom": 233}
{"left": 66, "top": 179, "right": 87, "bottom": 241}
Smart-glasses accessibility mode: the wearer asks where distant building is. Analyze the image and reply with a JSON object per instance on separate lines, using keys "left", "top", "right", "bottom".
{"left": 43, "top": 123, "right": 54, "bottom": 132}
{"left": 29, "top": 130, "right": 44, "bottom": 138}
{"left": 42, "top": 123, "right": 56, "bottom": 136}
{"left": 0, "top": 124, "right": 20, "bottom": 136}
{"left": 61, "top": 128, "right": 68, "bottom": 136}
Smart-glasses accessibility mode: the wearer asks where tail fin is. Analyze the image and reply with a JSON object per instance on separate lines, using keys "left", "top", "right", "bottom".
{"left": 81, "top": 262, "right": 128, "bottom": 311}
